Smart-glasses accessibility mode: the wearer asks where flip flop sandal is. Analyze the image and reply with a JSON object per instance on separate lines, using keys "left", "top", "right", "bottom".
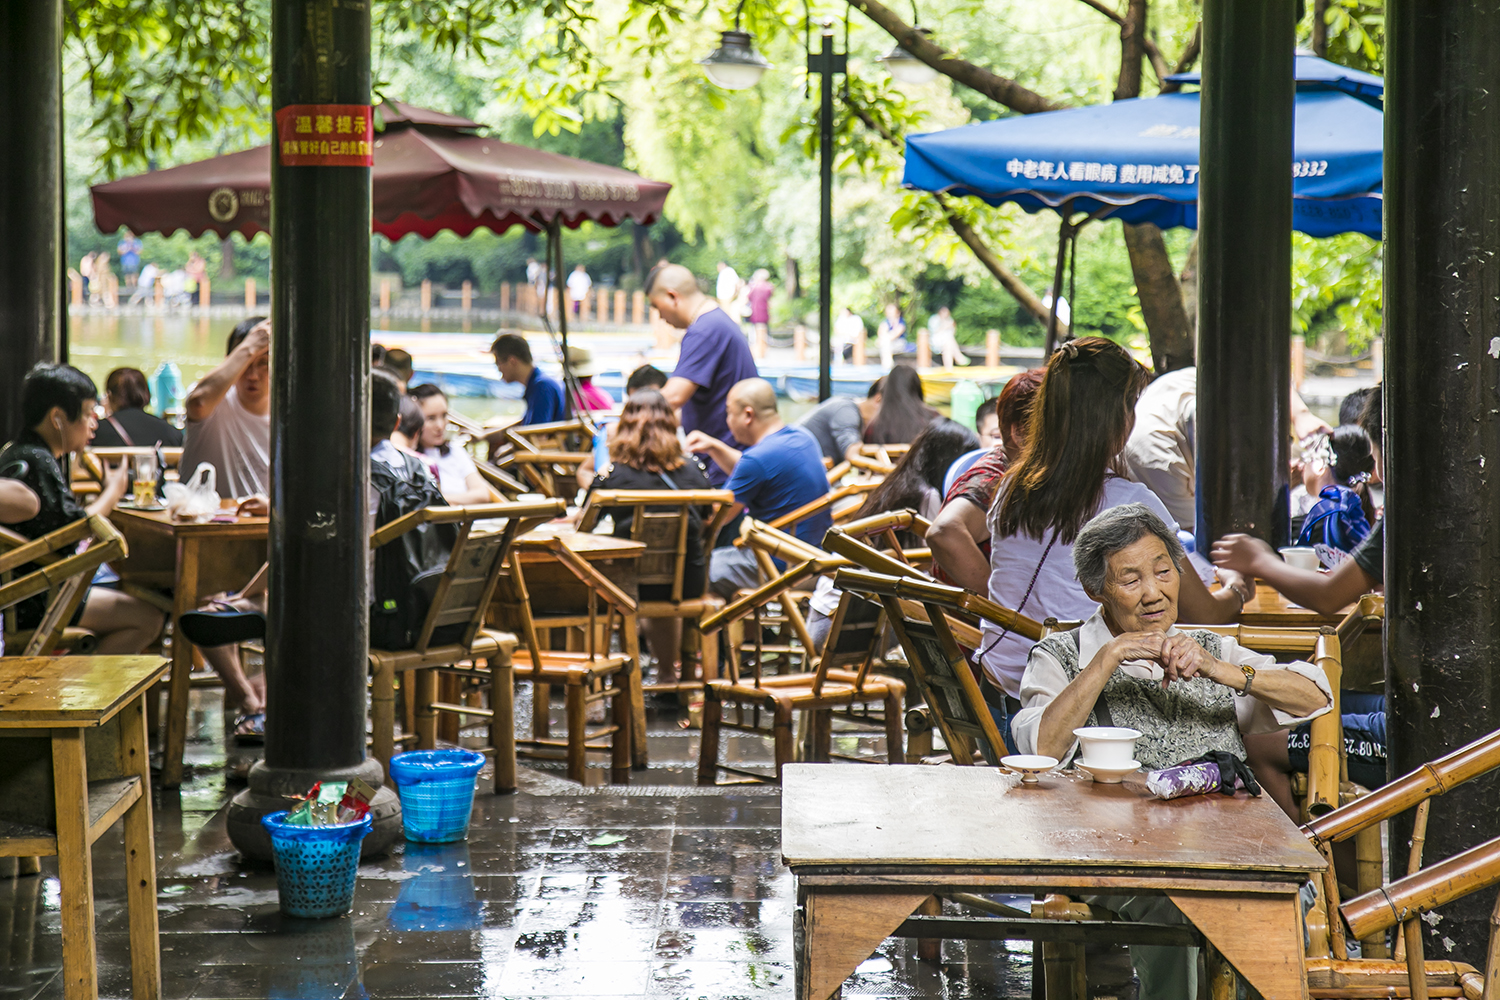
{"left": 232, "top": 712, "right": 266, "bottom": 746}
{"left": 179, "top": 609, "right": 267, "bottom": 648}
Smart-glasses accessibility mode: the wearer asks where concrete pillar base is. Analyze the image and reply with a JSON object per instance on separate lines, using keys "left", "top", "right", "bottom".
{"left": 226, "top": 757, "right": 401, "bottom": 862}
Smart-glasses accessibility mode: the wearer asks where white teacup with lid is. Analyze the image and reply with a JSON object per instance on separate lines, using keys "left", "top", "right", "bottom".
{"left": 1072, "top": 726, "right": 1142, "bottom": 768}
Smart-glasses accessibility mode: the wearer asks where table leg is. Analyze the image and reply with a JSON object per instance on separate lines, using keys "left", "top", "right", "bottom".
{"left": 622, "top": 614, "right": 647, "bottom": 768}
{"left": 51, "top": 729, "right": 97, "bottom": 1000}
{"left": 121, "top": 694, "right": 161, "bottom": 1000}
{"left": 800, "top": 890, "right": 932, "bottom": 1000}
{"left": 490, "top": 652, "right": 517, "bottom": 794}
{"left": 162, "top": 537, "right": 200, "bottom": 788}
{"left": 1170, "top": 891, "right": 1308, "bottom": 1000}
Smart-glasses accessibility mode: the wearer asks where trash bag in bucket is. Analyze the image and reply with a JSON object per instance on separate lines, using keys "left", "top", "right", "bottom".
{"left": 262, "top": 811, "right": 373, "bottom": 919}
{"left": 388, "top": 749, "right": 486, "bottom": 843}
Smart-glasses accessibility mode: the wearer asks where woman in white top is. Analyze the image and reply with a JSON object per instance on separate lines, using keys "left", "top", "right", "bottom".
{"left": 409, "top": 384, "right": 493, "bottom": 505}
{"left": 982, "top": 338, "right": 1250, "bottom": 712}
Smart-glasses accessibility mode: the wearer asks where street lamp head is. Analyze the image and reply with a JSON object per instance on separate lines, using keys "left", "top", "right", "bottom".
{"left": 699, "top": 30, "right": 773, "bottom": 90}
{"left": 879, "top": 27, "right": 939, "bottom": 85}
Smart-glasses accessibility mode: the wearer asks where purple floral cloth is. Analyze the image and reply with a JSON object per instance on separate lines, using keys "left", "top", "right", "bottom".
{"left": 1145, "top": 762, "right": 1221, "bottom": 799}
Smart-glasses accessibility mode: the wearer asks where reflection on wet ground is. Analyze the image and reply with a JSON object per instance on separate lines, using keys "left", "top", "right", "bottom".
{"left": 1, "top": 688, "right": 1135, "bottom": 999}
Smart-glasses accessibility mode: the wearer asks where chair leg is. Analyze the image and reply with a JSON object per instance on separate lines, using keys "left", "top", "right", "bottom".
{"left": 772, "top": 700, "right": 796, "bottom": 782}
{"left": 489, "top": 652, "right": 517, "bottom": 795}
{"left": 610, "top": 672, "right": 632, "bottom": 785}
{"left": 532, "top": 680, "right": 551, "bottom": 739}
{"left": 415, "top": 668, "right": 438, "bottom": 750}
{"left": 698, "top": 621, "right": 719, "bottom": 683}
{"left": 811, "top": 710, "right": 832, "bottom": 763}
{"left": 370, "top": 657, "right": 395, "bottom": 785}
{"left": 564, "top": 679, "right": 587, "bottom": 786}
{"left": 697, "top": 690, "right": 723, "bottom": 786}
{"left": 402, "top": 672, "right": 417, "bottom": 740}
{"left": 622, "top": 615, "right": 648, "bottom": 768}
{"left": 916, "top": 895, "right": 942, "bottom": 962}
{"left": 437, "top": 673, "right": 461, "bottom": 743}
{"left": 883, "top": 689, "right": 906, "bottom": 764}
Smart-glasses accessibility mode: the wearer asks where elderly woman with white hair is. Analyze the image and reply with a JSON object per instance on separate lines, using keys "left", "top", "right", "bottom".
{"left": 1010, "top": 503, "right": 1332, "bottom": 1000}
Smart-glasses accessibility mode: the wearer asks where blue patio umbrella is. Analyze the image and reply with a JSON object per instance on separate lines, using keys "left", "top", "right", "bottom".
{"left": 902, "top": 54, "right": 1383, "bottom": 239}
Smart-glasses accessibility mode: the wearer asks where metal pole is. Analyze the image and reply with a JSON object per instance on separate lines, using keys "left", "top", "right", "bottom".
{"left": 227, "top": 0, "right": 400, "bottom": 860}
{"left": 817, "top": 24, "right": 836, "bottom": 401}
{"left": 1385, "top": 0, "right": 1500, "bottom": 959}
{"left": 0, "top": 0, "right": 61, "bottom": 441}
{"left": 1193, "top": 0, "right": 1295, "bottom": 554}
{"left": 1044, "top": 206, "right": 1071, "bottom": 357}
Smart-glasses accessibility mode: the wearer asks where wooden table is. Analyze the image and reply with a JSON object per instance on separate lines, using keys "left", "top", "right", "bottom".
{"left": 505, "top": 525, "right": 648, "bottom": 764}
{"left": 782, "top": 763, "right": 1326, "bottom": 1000}
{"left": 1236, "top": 583, "right": 1349, "bottom": 628}
{"left": 0, "top": 656, "right": 168, "bottom": 1000}
{"left": 109, "top": 505, "right": 268, "bottom": 787}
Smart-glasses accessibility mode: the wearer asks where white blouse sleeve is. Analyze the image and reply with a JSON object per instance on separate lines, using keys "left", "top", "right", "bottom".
{"left": 1010, "top": 643, "right": 1072, "bottom": 757}
{"left": 1220, "top": 636, "right": 1335, "bottom": 736}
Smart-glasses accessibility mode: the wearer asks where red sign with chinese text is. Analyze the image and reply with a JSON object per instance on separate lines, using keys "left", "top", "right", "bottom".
{"left": 274, "top": 104, "right": 375, "bottom": 167}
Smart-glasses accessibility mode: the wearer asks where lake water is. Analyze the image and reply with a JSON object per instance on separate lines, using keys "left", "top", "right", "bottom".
{"left": 69, "top": 314, "right": 526, "bottom": 423}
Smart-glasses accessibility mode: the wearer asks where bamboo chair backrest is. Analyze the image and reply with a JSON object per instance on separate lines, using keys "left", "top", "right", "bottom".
{"left": 369, "top": 500, "right": 562, "bottom": 655}
{"left": 836, "top": 568, "right": 1016, "bottom": 765}
{"left": 814, "top": 589, "right": 885, "bottom": 693}
{"left": 766, "top": 481, "right": 881, "bottom": 534}
{"left": 504, "top": 416, "right": 594, "bottom": 454}
{"left": 578, "top": 489, "right": 735, "bottom": 604}
{"left": 0, "top": 515, "right": 127, "bottom": 655}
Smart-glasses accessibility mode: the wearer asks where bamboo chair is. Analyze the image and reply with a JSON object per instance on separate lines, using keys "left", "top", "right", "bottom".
{"left": 1302, "top": 725, "right": 1500, "bottom": 999}
{"left": 764, "top": 480, "right": 882, "bottom": 534}
{"left": 488, "top": 535, "right": 640, "bottom": 785}
{"left": 368, "top": 499, "right": 560, "bottom": 793}
{"left": 695, "top": 589, "right": 906, "bottom": 785}
{"left": 0, "top": 516, "right": 125, "bottom": 656}
{"left": 488, "top": 416, "right": 595, "bottom": 497}
{"left": 577, "top": 488, "right": 735, "bottom": 697}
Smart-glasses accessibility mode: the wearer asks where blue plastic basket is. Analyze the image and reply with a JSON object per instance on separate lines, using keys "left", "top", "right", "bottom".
{"left": 261, "top": 811, "right": 373, "bottom": 919}
{"left": 388, "top": 749, "right": 486, "bottom": 843}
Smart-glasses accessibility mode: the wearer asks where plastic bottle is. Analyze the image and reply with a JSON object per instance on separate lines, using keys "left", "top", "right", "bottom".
{"left": 950, "top": 380, "right": 984, "bottom": 431}
{"left": 150, "top": 362, "right": 185, "bottom": 420}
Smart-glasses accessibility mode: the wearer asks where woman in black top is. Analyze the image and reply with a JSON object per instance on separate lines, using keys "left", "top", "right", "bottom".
{"left": 863, "top": 363, "right": 941, "bottom": 445}
{"left": 585, "top": 389, "right": 712, "bottom": 686}
{"left": 89, "top": 367, "right": 184, "bottom": 448}
{"left": 0, "top": 364, "right": 164, "bottom": 653}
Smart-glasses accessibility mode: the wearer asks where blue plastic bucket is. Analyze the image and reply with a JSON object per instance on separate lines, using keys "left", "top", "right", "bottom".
{"left": 388, "top": 749, "right": 486, "bottom": 843}
{"left": 261, "top": 811, "right": 373, "bottom": 918}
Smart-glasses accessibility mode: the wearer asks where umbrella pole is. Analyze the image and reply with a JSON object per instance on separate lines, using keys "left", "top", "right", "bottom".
{"left": 550, "top": 217, "right": 583, "bottom": 416}
{"left": 1044, "top": 203, "right": 1072, "bottom": 356}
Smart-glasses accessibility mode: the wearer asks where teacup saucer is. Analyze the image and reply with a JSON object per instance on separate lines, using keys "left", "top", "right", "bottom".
{"left": 1076, "top": 759, "right": 1141, "bottom": 784}
{"left": 1001, "top": 754, "right": 1059, "bottom": 784}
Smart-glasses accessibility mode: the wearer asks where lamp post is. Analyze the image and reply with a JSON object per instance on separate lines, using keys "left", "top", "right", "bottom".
{"left": 699, "top": 5, "right": 845, "bottom": 402}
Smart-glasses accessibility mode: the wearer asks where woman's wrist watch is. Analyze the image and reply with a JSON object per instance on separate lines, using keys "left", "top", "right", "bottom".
{"left": 1238, "top": 663, "right": 1256, "bottom": 696}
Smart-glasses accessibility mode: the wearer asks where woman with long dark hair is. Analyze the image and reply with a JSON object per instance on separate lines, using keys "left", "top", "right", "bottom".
{"left": 806, "top": 419, "right": 979, "bottom": 648}
{"left": 985, "top": 338, "right": 1247, "bottom": 728}
{"left": 585, "top": 389, "right": 713, "bottom": 686}
{"left": 863, "top": 363, "right": 940, "bottom": 445}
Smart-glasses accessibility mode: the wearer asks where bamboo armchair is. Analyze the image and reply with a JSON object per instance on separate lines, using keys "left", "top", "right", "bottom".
{"left": 1301, "top": 725, "right": 1500, "bottom": 999}
{"left": 367, "top": 499, "right": 561, "bottom": 794}
{"left": 578, "top": 488, "right": 735, "bottom": 698}
{"left": 764, "top": 481, "right": 881, "bottom": 534}
{"left": 488, "top": 533, "right": 640, "bottom": 785}
{"left": 488, "top": 416, "right": 596, "bottom": 497}
{"left": 0, "top": 516, "right": 126, "bottom": 656}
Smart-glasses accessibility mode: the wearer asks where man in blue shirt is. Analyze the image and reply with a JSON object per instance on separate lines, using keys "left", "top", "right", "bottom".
{"left": 491, "top": 333, "right": 567, "bottom": 425}
{"left": 684, "top": 378, "right": 831, "bottom": 597}
{"left": 648, "top": 263, "right": 759, "bottom": 486}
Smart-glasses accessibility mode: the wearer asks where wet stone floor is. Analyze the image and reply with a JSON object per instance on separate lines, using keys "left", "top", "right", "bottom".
{"left": 1, "top": 685, "right": 1137, "bottom": 1000}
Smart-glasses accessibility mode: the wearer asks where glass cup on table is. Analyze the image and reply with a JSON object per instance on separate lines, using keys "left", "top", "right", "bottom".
{"left": 131, "top": 453, "right": 158, "bottom": 507}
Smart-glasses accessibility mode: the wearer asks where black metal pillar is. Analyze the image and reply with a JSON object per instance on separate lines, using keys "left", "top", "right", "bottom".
{"left": 1384, "top": 0, "right": 1500, "bottom": 959}
{"left": 228, "top": 0, "right": 399, "bottom": 859}
{"left": 0, "top": 0, "right": 61, "bottom": 441}
{"left": 1193, "top": 0, "right": 1295, "bottom": 554}
{"left": 808, "top": 25, "right": 843, "bottom": 401}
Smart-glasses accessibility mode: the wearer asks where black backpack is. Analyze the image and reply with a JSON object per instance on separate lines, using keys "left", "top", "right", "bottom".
{"left": 369, "top": 451, "right": 458, "bottom": 650}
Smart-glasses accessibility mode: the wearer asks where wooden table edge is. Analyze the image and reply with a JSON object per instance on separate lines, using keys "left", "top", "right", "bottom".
{"left": 0, "top": 661, "right": 169, "bottom": 729}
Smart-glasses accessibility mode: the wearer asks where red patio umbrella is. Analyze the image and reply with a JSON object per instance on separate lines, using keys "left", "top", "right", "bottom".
{"left": 89, "top": 100, "right": 672, "bottom": 241}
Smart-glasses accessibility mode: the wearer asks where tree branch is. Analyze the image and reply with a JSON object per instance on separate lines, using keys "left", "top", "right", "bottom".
{"left": 847, "top": 0, "right": 1059, "bottom": 114}
{"left": 840, "top": 95, "right": 1066, "bottom": 337}
{"left": 1075, "top": 0, "right": 1170, "bottom": 85}
{"left": 1160, "top": 22, "right": 1201, "bottom": 93}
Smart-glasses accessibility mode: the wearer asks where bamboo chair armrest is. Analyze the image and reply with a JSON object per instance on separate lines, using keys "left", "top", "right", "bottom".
{"left": 700, "top": 558, "right": 820, "bottom": 634}
{"left": 825, "top": 460, "right": 852, "bottom": 484}
{"left": 507, "top": 451, "right": 592, "bottom": 465}
{"left": 822, "top": 527, "right": 933, "bottom": 581}
{"left": 848, "top": 454, "right": 894, "bottom": 475}
{"left": 370, "top": 500, "right": 564, "bottom": 548}
{"left": 473, "top": 458, "right": 529, "bottom": 496}
{"left": 0, "top": 517, "right": 104, "bottom": 575}
{"left": 547, "top": 539, "right": 637, "bottom": 615}
{"left": 0, "top": 534, "right": 123, "bottom": 611}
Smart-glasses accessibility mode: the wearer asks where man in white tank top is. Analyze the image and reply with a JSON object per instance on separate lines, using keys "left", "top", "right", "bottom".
{"left": 182, "top": 317, "right": 271, "bottom": 500}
